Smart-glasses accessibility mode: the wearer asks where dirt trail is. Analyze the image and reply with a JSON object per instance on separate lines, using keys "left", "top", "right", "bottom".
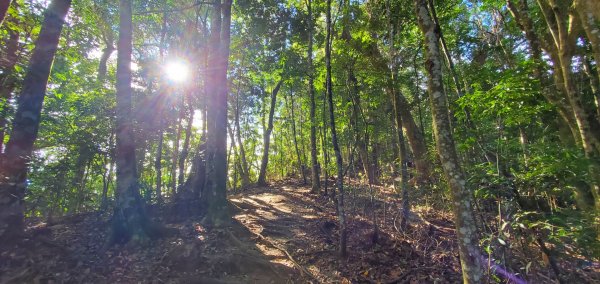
{"left": 0, "top": 181, "right": 479, "bottom": 284}
{"left": 3, "top": 181, "right": 599, "bottom": 283}
{"left": 229, "top": 182, "right": 462, "bottom": 283}
{"left": 2, "top": 181, "right": 463, "bottom": 284}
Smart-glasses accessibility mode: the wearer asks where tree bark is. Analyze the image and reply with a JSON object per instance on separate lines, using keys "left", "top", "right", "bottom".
{"left": 0, "top": 0, "right": 12, "bottom": 27}
{"left": 415, "top": 1, "right": 484, "bottom": 282}
{"left": 71, "top": 143, "right": 91, "bottom": 211}
{"left": 543, "top": 0, "right": 600, "bottom": 211}
{"left": 353, "top": 98, "right": 373, "bottom": 184}
{"left": 385, "top": 6, "right": 411, "bottom": 226}
{"left": 178, "top": 94, "right": 194, "bottom": 187}
{"left": 368, "top": 42, "right": 430, "bottom": 182}
{"left": 154, "top": 12, "right": 168, "bottom": 204}
{"left": 101, "top": 134, "right": 115, "bottom": 211}
{"left": 0, "top": 0, "right": 71, "bottom": 244}
{"left": 227, "top": 122, "right": 239, "bottom": 189}
{"left": 287, "top": 87, "right": 306, "bottom": 184}
{"left": 203, "top": 0, "right": 232, "bottom": 223}
{"left": 155, "top": 115, "right": 164, "bottom": 203}
{"left": 583, "top": 56, "right": 600, "bottom": 119}
{"left": 507, "top": 0, "right": 600, "bottom": 212}
{"left": 97, "top": 44, "right": 114, "bottom": 82}
{"left": 234, "top": 86, "right": 250, "bottom": 187}
{"left": 349, "top": 75, "right": 373, "bottom": 184}
{"left": 96, "top": 4, "right": 114, "bottom": 82}
{"left": 391, "top": 88, "right": 410, "bottom": 229}
{"left": 326, "top": 0, "right": 347, "bottom": 258}
{"left": 574, "top": 0, "right": 600, "bottom": 87}
{"left": 101, "top": 159, "right": 114, "bottom": 211}
{"left": 307, "top": 0, "right": 320, "bottom": 193}
{"left": 321, "top": 90, "right": 329, "bottom": 195}
{"left": 506, "top": 0, "right": 581, "bottom": 145}
{"left": 341, "top": 6, "right": 374, "bottom": 185}
{"left": 257, "top": 79, "right": 283, "bottom": 185}
{"left": 111, "top": 0, "right": 153, "bottom": 244}
{"left": 171, "top": 96, "right": 183, "bottom": 194}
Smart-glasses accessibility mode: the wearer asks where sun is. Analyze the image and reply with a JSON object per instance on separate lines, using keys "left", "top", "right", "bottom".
{"left": 164, "top": 60, "right": 189, "bottom": 83}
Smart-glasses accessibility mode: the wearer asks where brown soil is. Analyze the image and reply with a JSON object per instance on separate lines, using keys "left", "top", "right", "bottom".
{"left": 1, "top": 180, "right": 598, "bottom": 283}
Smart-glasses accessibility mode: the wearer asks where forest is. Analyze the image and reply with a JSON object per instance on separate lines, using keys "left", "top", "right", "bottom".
{"left": 0, "top": 0, "right": 599, "bottom": 283}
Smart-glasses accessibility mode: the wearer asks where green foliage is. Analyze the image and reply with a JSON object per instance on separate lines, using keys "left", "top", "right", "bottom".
{"left": 457, "top": 63, "right": 551, "bottom": 127}
{"left": 2, "top": 0, "right": 599, "bottom": 271}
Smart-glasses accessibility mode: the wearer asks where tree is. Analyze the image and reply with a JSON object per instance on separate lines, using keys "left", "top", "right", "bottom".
{"left": 507, "top": 0, "right": 600, "bottom": 213}
{"left": 415, "top": 0, "right": 484, "bottom": 282}
{"left": 325, "top": 0, "right": 347, "bottom": 258}
{"left": 203, "top": 0, "right": 232, "bottom": 223}
{"left": 574, "top": 0, "right": 600, "bottom": 86}
{"left": 234, "top": 85, "right": 251, "bottom": 187}
{"left": 110, "top": 0, "right": 154, "bottom": 243}
{"left": 0, "top": 0, "right": 72, "bottom": 243}
{"left": 0, "top": 0, "right": 12, "bottom": 27}
{"left": 257, "top": 79, "right": 283, "bottom": 185}
{"left": 307, "top": 0, "right": 320, "bottom": 193}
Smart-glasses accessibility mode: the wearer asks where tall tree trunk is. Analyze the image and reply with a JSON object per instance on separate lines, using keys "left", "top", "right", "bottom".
{"left": 111, "top": 0, "right": 153, "bottom": 244}
{"left": 96, "top": 5, "right": 114, "bottom": 83}
{"left": 97, "top": 45, "right": 114, "bottom": 82}
{"left": 368, "top": 43, "right": 430, "bottom": 182}
{"left": 76, "top": 160, "right": 92, "bottom": 212}
{"left": 0, "top": 21, "right": 20, "bottom": 154}
{"left": 396, "top": 92, "right": 430, "bottom": 183}
{"left": 178, "top": 94, "right": 194, "bottom": 187}
{"left": 558, "top": 52, "right": 600, "bottom": 212}
{"left": 155, "top": 16, "right": 167, "bottom": 203}
{"left": 101, "top": 159, "right": 114, "bottom": 211}
{"left": 203, "top": 0, "right": 231, "bottom": 223}
{"left": 257, "top": 79, "right": 283, "bottom": 185}
{"left": 428, "top": 0, "right": 466, "bottom": 102}
{"left": 171, "top": 96, "right": 183, "bottom": 194}
{"left": 507, "top": 0, "right": 600, "bottom": 212}
{"left": 574, "top": 0, "right": 600, "bottom": 87}
{"left": 155, "top": 116, "right": 164, "bottom": 203}
{"left": 429, "top": 0, "right": 503, "bottom": 169}
{"left": 394, "top": 98, "right": 410, "bottom": 229}
{"left": 322, "top": 83, "right": 329, "bottom": 195}
{"left": 0, "top": 0, "right": 71, "bottom": 244}
{"left": 101, "top": 134, "right": 115, "bottom": 211}
{"left": 583, "top": 57, "right": 600, "bottom": 119}
{"left": 326, "top": 0, "right": 347, "bottom": 258}
{"left": 287, "top": 87, "right": 306, "bottom": 184}
{"left": 227, "top": 123, "right": 239, "bottom": 189}
{"left": 386, "top": 4, "right": 410, "bottom": 226}
{"left": 542, "top": 0, "right": 600, "bottom": 212}
{"left": 234, "top": 87, "right": 250, "bottom": 187}
{"left": 307, "top": 0, "right": 320, "bottom": 193}
{"left": 96, "top": 19, "right": 115, "bottom": 81}
{"left": 506, "top": 0, "right": 581, "bottom": 145}
{"left": 348, "top": 75, "right": 373, "bottom": 184}
{"left": 71, "top": 143, "right": 90, "bottom": 210}
{"left": 0, "top": 0, "right": 12, "bottom": 27}
{"left": 341, "top": 8, "right": 373, "bottom": 185}
{"left": 416, "top": 1, "right": 483, "bottom": 282}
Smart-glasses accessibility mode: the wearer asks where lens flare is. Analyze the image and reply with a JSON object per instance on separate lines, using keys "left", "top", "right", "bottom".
{"left": 164, "top": 60, "right": 189, "bottom": 83}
